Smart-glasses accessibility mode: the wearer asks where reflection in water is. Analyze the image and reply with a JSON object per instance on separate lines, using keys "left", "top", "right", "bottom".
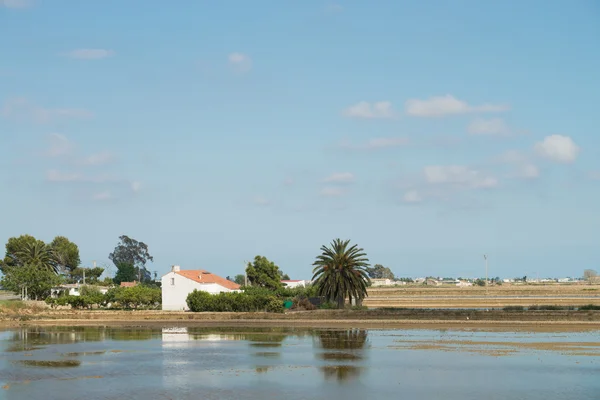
{"left": 315, "top": 329, "right": 368, "bottom": 382}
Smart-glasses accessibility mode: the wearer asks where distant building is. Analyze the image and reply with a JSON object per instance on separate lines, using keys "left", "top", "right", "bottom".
{"left": 456, "top": 281, "right": 473, "bottom": 287}
{"left": 50, "top": 284, "right": 109, "bottom": 298}
{"left": 161, "top": 265, "right": 241, "bottom": 311}
{"left": 281, "top": 280, "right": 310, "bottom": 288}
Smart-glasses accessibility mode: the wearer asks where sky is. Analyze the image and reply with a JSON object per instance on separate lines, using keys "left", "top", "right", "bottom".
{"left": 1, "top": 0, "right": 599, "bottom": 280}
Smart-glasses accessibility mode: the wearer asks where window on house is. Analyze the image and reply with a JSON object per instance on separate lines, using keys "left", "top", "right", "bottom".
{"left": 170, "top": 278, "right": 175, "bottom": 286}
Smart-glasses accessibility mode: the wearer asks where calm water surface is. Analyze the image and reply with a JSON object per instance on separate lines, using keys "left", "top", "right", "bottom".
{"left": 0, "top": 326, "right": 599, "bottom": 400}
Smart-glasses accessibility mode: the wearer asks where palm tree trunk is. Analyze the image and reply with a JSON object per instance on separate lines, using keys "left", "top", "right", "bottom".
{"left": 337, "top": 295, "right": 345, "bottom": 309}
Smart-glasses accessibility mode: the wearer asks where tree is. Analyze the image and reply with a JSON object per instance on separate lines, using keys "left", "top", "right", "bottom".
{"left": 245, "top": 256, "right": 283, "bottom": 290}
{"left": 13, "top": 241, "right": 59, "bottom": 274}
{"left": 365, "top": 264, "right": 395, "bottom": 280}
{"left": 49, "top": 236, "right": 80, "bottom": 273}
{"left": 584, "top": 269, "right": 598, "bottom": 283}
{"left": 1, "top": 235, "right": 46, "bottom": 272}
{"left": 71, "top": 267, "right": 104, "bottom": 284}
{"left": 281, "top": 273, "right": 290, "bottom": 280}
{"left": 312, "top": 238, "right": 370, "bottom": 309}
{"left": 1, "top": 264, "right": 62, "bottom": 300}
{"left": 113, "top": 263, "right": 137, "bottom": 285}
{"left": 234, "top": 274, "right": 246, "bottom": 285}
{"left": 109, "top": 235, "right": 153, "bottom": 282}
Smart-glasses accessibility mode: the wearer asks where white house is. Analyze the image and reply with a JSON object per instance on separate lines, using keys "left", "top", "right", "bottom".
{"left": 50, "top": 284, "right": 109, "bottom": 298}
{"left": 280, "top": 279, "right": 310, "bottom": 289}
{"left": 161, "top": 265, "right": 241, "bottom": 311}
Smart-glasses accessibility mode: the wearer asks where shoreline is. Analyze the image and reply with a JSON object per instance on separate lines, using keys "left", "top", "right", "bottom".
{"left": 2, "top": 309, "right": 599, "bottom": 332}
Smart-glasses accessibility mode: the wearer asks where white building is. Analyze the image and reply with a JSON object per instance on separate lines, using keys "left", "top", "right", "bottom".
{"left": 161, "top": 265, "right": 241, "bottom": 311}
{"left": 281, "top": 280, "right": 310, "bottom": 288}
{"left": 50, "top": 284, "right": 109, "bottom": 298}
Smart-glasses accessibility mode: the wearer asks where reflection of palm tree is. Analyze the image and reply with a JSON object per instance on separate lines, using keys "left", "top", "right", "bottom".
{"left": 315, "top": 329, "right": 368, "bottom": 382}
{"left": 316, "top": 329, "right": 368, "bottom": 350}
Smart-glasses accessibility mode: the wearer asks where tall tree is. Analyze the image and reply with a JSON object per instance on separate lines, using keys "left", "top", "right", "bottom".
{"left": 109, "top": 235, "right": 153, "bottom": 282}
{"left": 365, "top": 264, "right": 395, "bottom": 280}
{"left": 584, "top": 269, "right": 598, "bottom": 283}
{"left": 113, "top": 263, "right": 137, "bottom": 285}
{"left": 49, "top": 236, "right": 80, "bottom": 273}
{"left": 14, "top": 241, "right": 59, "bottom": 274}
{"left": 245, "top": 256, "right": 282, "bottom": 290}
{"left": 312, "top": 239, "right": 370, "bottom": 309}
{"left": 71, "top": 267, "right": 105, "bottom": 284}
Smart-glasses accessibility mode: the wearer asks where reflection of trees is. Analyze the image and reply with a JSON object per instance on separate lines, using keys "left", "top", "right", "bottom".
{"left": 321, "top": 365, "right": 362, "bottom": 382}
{"left": 315, "top": 329, "right": 368, "bottom": 382}
{"left": 315, "top": 329, "right": 368, "bottom": 350}
{"left": 188, "top": 327, "right": 315, "bottom": 343}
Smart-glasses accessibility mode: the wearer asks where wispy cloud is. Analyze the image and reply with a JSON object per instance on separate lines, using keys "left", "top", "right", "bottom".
{"left": 405, "top": 95, "right": 509, "bottom": 117}
{"left": 468, "top": 118, "right": 511, "bottom": 136}
{"left": 1, "top": 97, "right": 93, "bottom": 124}
{"left": 45, "top": 133, "right": 74, "bottom": 157}
{"left": 77, "top": 152, "right": 115, "bottom": 166}
{"left": 323, "top": 172, "right": 355, "bottom": 183}
{"left": 64, "top": 49, "right": 115, "bottom": 60}
{"left": 1, "top": 0, "right": 32, "bottom": 9}
{"left": 228, "top": 52, "right": 252, "bottom": 73}
{"left": 343, "top": 101, "right": 396, "bottom": 119}
{"left": 320, "top": 187, "right": 347, "bottom": 197}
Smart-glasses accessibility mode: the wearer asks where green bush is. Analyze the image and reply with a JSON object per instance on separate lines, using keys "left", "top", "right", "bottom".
{"left": 503, "top": 306, "right": 525, "bottom": 312}
{"left": 45, "top": 284, "right": 161, "bottom": 310}
{"left": 186, "top": 290, "right": 284, "bottom": 313}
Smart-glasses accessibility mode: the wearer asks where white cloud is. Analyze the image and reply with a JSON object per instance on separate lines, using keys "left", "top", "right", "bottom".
{"left": 92, "top": 191, "right": 113, "bottom": 201}
{"left": 343, "top": 101, "right": 395, "bottom": 119}
{"left": 320, "top": 187, "right": 346, "bottom": 197}
{"left": 77, "top": 152, "right": 115, "bottom": 166}
{"left": 496, "top": 150, "right": 540, "bottom": 180}
{"left": 518, "top": 164, "right": 539, "bottom": 179}
{"left": 323, "top": 172, "right": 355, "bottom": 183}
{"left": 131, "top": 181, "right": 142, "bottom": 193}
{"left": 405, "top": 95, "right": 509, "bottom": 117}
{"left": 424, "top": 165, "right": 498, "bottom": 188}
{"left": 65, "top": 49, "right": 115, "bottom": 60}
{"left": 341, "top": 137, "right": 409, "bottom": 150}
{"left": 46, "top": 133, "right": 74, "bottom": 157}
{"left": 228, "top": 52, "right": 252, "bottom": 73}
{"left": 1, "top": 97, "right": 92, "bottom": 123}
{"left": 468, "top": 118, "right": 510, "bottom": 136}
{"left": 534, "top": 134, "right": 580, "bottom": 163}
{"left": 1, "top": 0, "right": 32, "bottom": 8}
{"left": 403, "top": 190, "right": 422, "bottom": 203}
{"left": 46, "top": 170, "right": 84, "bottom": 182}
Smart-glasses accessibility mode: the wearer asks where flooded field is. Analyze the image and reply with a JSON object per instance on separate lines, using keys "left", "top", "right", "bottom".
{"left": 1, "top": 326, "right": 599, "bottom": 399}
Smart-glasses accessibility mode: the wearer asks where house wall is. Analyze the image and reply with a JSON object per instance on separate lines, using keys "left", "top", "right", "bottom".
{"left": 161, "top": 271, "right": 234, "bottom": 311}
{"left": 281, "top": 280, "right": 308, "bottom": 289}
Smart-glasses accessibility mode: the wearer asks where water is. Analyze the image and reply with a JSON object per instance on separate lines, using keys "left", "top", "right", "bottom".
{"left": 0, "top": 326, "right": 599, "bottom": 399}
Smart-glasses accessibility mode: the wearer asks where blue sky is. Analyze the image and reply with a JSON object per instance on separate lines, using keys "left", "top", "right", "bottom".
{"left": 1, "top": 0, "right": 599, "bottom": 280}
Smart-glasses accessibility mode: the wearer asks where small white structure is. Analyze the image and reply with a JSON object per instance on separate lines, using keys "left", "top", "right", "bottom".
{"left": 371, "top": 278, "right": 393, "bottom": 287}
{"left": 161, "top": 265, "right": 241, "bottom": 311}
{"left": 456, "top": 281, "right": 473, "bottom": 287}
{"left": 281, "top": 280, "right": 310, "bottom": 289}
{"left": 50, "top": 284, "right": 109, "bottom": 298}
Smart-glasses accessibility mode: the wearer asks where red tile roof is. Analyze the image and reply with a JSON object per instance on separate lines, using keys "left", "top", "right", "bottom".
{"left": 120, "top": 281, "right": 138, "bottom": 287}
{"left": 176, "top": 270, "right": 240, "bottom": 291}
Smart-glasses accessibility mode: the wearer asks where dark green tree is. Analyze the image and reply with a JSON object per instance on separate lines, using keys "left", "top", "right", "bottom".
{"left": 71, "top": 267, "right": 105, "bottom": 283}
{"left": 365, "top": 264, "right": 395, "bottom": 280}
{"left": 234, "top": 274, "right": 246, "bottom": 285}
{"left": 109, "top": 235, "right": 153, "bottom": 282}
{"left": 113, "top": 263, "right": 137, "bottom": 285}
{"left": 312, "top": 239, "right": 370, "bottom": 309}
{"left": 49, "top": 236, "right": 81, "bottom": 273}
{"left": 245, "top": 256, "right": 283, "bottom": 290}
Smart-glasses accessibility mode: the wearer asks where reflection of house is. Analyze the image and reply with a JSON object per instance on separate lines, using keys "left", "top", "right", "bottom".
{"left": 50, "top": 284, "right": 109, "bottom": 298}
{"left": 281, "top": 280, "right": 310, "bottom": 288}
{"left": 161, "top": 265, "right": 241, "bottom": 311}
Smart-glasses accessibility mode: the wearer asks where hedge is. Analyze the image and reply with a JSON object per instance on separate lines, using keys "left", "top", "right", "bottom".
{"left": 186, "top": 290, "right": 284, "bottom": 313}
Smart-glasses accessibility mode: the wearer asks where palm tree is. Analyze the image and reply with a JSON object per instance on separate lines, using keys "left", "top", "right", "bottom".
{"left": 14, "top": 242, "right": 59, "bottom": 274}
{"left": 312, "top": 239, "right": 370, "bottom": 309}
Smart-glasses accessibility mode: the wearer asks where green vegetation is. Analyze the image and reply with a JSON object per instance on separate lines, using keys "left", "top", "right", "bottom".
{"left": 186, "top": 289, "right": 284, "bottom": 313}
{"left": 45, "top": 284, "right": 161, "bottom": 309}
{"left": 245, "top": 256, "right": 284, "bottom": 291}
{"left": 312, "top": 238, "right": 370, "bottom": 309}
{"left": 366, "top": 264, "right": 395, "bottom": 280}
{"left": 579, "top": 304, "right": 600, "bottom": 311}
{"left": 109, "top": 235, "right": 154, "bottom": 283}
